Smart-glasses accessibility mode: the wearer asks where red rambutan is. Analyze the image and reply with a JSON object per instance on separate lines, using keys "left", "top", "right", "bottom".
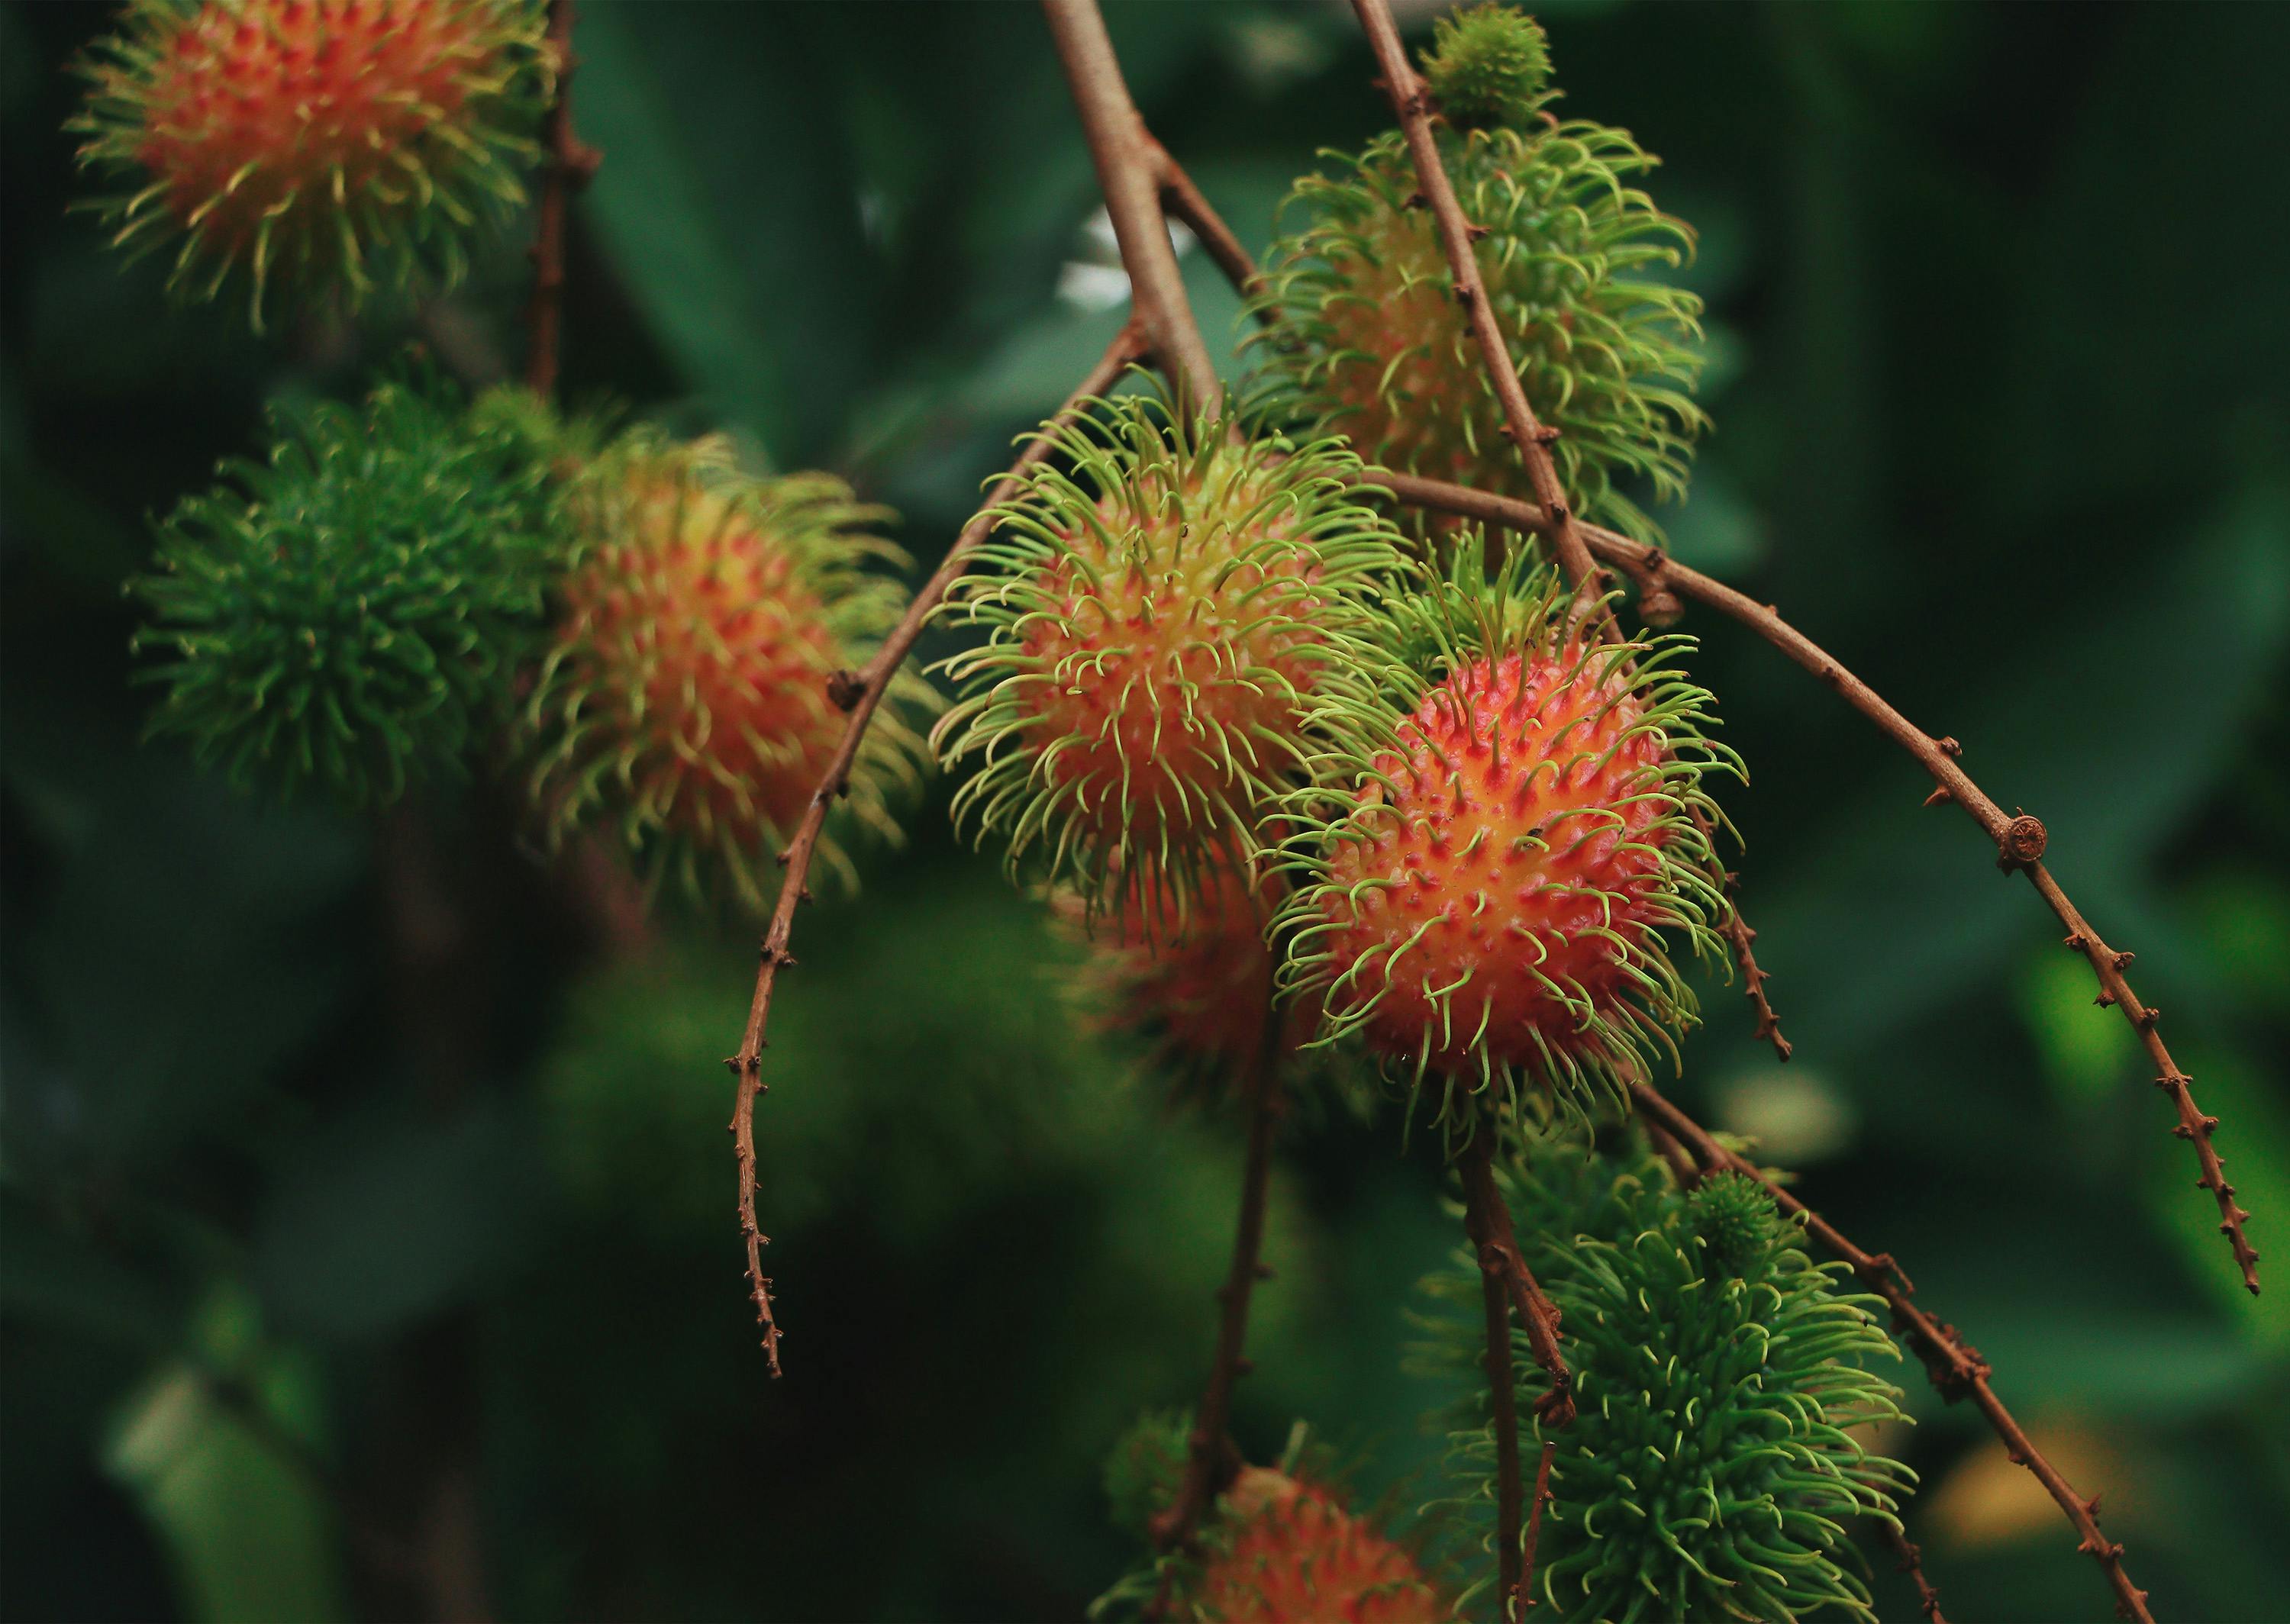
{"left": 1276, "top": 536, "right": 1734, "bottom": 1123}
{"left": 521, "top": 431, "right": 931, "bottom": 907}
{"left": 72, "top": 0, "right": 554, "bottom": 324}
{"left": 1186, "top": 1470, "right": 1446, "bottom": 1624}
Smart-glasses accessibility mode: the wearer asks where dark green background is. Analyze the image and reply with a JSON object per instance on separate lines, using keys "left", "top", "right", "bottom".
{"left": 5, "top": 2, "right": 2287, "bottom": 1619}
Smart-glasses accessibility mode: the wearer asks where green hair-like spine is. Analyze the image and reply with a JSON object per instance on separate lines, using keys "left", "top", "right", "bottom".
{"left": 1269, "top": 530, "right": 1739, "bottom": 1134}
{"left": 68, "top": 0, "right": 556, "bottom": 329}
{"left": 518, "top": 427, "right": 934, "bottom": 910}
{"left": 1247, "top": 71, "right": 1705, "bottom": 544}
{"left": 933, "top": 380, "right": 1414, "bottom": 921}
{"left": 131, "top": 375, "right": 561, "bottom": 806}
{"left": 1421, "top": 4, "right": 1553, "bottom": 131}
{"left": 1417, "top": 1133, "right": 1915, "bottom": 1622}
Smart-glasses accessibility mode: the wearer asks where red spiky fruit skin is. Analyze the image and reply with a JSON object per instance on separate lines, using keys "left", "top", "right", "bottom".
{"left": 1018, "top": 486, "right": 1329, "bottom": 853}
{"left": 546, "top": 473, "right": 843, "bottom": 843}
{"left": 131, "top": 0, "right": 514, "bottom": 257}
{"left": 1190, "top": 1472, "right": 1444, "bottom": 1624}
{"left": 1068, "top": 862, "right": 1311, "bottom": 1071}
{"left": 1320, "top": 647, "right": 1671, "bottom": 1075}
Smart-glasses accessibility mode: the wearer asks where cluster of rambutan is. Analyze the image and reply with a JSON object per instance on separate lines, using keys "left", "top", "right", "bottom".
{"left": 132, "top": 373, "right": 932, "bottom": 904}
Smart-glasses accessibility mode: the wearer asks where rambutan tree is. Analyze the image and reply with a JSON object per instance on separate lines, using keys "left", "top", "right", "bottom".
{"left": 11, "top": 1, "right": 2288, "bottom": 1619}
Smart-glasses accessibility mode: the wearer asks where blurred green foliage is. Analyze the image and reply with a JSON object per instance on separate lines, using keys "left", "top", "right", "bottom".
{"left": 4, "top": 2, "right": 2287, "bottom": 1620}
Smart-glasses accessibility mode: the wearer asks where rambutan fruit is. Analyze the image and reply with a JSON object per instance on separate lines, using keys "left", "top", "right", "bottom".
{"left": 1185, "top": 1470, "right": 1448, "bottom": 1624}
{"left": 1273, "top": 533, "right": 1736, "bottom": 1128}
{"left": 1057, "top": 855, "right": 1307, "bottom": 1082}
{"left": 520, "top": 430, "right": 931, "bottom": 908}
{"left": 70, "top": 0, "right": 555, "bottom": 327}
{"left": 1418, "top": 1133, "right": 1914, "bottom": 1623}
{"left": 1248, "top": 18, "right": 1704, "bottom": 544}
{"left": 1420, "top": 3, "right": 1552, "bottom": 133}
{"left": 131, "top": 373, "right": 559, "bottom": 804}
{"left": 934, "top": 384, "right": 1410, "bottom": 914}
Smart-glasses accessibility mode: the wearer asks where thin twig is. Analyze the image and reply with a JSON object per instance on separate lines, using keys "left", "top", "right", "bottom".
{"left": 1150, "top": 1020, "right": 1286, "bottom": 1555}
{"left": 1519, "top": 1437, "right": 1556, "bottom": 1616}
{"left": 1630, "top": 1082, "right": 2154, "bottom": 1623}
{"left": 1381, "top": 466, "right": 2258, "bottom": 1296}
{"left": 722, "top": 323, "right": 1145, "bottom": 1376}
{"left": 1885, "top": 1525, "right": 1950, "bottom": 1624}
{"left": 1152, "top": 145, "right": 1267, "bottom": 314}
{"left": 1041, "top": 0, "right": 1222, "bottom": 407}
{"left": 1479, "top": 1232, "right": 1524, "bottom": 1624}
{"left": 524, "top": 0, "right": 599, "bottom": 398}
{"left": 1457, "top": 1126, "right": 1575, "bottom": 1427}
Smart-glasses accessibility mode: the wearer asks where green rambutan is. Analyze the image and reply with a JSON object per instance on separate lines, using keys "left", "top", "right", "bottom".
{"left": 1272, "top": 533, "right": 1736, "bottom": 1129}
{"left": 934, "top": 384, "right": 1410, "bottom": 915}
{"left": 131, "top": 374, "right": 560, "bottom": 804}
{"left": 70, "top": 0, "right": 555, "bottom": 327}
{"left": 1420, "top": 3, "right": 1552, "bottom": 132}
{"left": 518, "top": 429, "right": 931, "bottom": 908}
{"left": 1419, "top": 1133, "right": 1914, "bottom": 1622}
{"left": 1248, "top": 27, "right": 1705, "bottom": 544}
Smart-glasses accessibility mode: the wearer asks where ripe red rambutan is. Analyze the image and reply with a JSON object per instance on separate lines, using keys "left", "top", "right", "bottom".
{"left": 936, "top": 384, "right": 1407, "bottom": 913}
{"left": 1276, "top": 536, "right": 1734, "bottom": 1125}
{"left": 521, "top": 430, "right": 931, "bottom": 907}
{"left": 1185, "top": 1470, "right": 1446, "bottom": 1624}
{"left": 71, "top": 0, "right": 554, "bottom": 324}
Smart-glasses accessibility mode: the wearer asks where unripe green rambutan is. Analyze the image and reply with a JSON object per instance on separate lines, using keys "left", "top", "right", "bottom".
{"left": 1104, "top": 1408, "right": 1194, "bottom": 1542}
{"left": 520, "top": 430, "right": 931, "bottom": 907}
{"left": 934, "top": 385, "right": 1411, "bottom": 915}
{"left": 1248, "top": 50, "right": 1705, "bottom": 544}
{"left": 1420, "top": 1133, "right": 1914, "bottom": 1622}
{"left": 1689, "top": 1168, "right": 1776, "bottom": 1281}
{"left": 70, "top": 0, "right": 555, "bottom": 327}
{"left": 1273, "top": 533, "right": 1737, "bottom": 1129}
{"left": 131, "top": 375, "right": 559, "bottom": 804}
{"left": 1421, "top": 4, "right": 1552, "bottom": 132}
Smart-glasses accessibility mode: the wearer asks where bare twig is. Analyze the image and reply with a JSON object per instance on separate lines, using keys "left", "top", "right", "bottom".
{"left": 1150, "top": 1022, "right": 1286, "bottom": 1555}
{"left": 524, "top": 0, "right": 600, "bottom": 398}
{"left": 1152, "top": 147, "right": 1266, "bottom": 314}
{"left": 1885, "top": 1526, "right": 1950, "bottom": 1624}
{"left": 1042, "top": 0, "right": 1222, "bottom": 406}
{"left": 1479, "top": 1232, "right": 1525, "bottom": 1624}
{"left": 1631, "top": 1082, "right": 2153, "bottom": 1623}
{"left": 1519, "top": 1437, "right": 1556, "bottom": 1616}
{"left": 1380, "top": 466, "right": 2258, "bottom": 1296}
{"left": 1457, "top": 1126, "right": 1575, "bottom": 1427}
{"left": 722, "top": 324, "right": 1145, "bottom": 1376}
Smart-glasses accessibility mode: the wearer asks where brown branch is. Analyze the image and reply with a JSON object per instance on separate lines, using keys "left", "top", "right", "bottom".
{"left": 1479, "top": 1236, "right": 1524, "bottom": 1624}
{"left": 1152, "top": 147, "right": 1268, "bottom": 316}
{"left": 1378, "top": 466, "right": 2259, "bottom": 1295}
{"left": 1885, "top": 1526, "right": 1950, "bottom": 1624}
{"left": 1457, "top": 1125, "right": 1575, "bottom": 1427}
{"left": 723, "top": 323, "right": 1146, "bottom": 1376}
{"left": 1042, "top": 0, "right": 1222, "bottom": 407}
{"left": 524, "top": 0, "right": 599, "bottom": 399}
{"left": 1150, "top": 1022, "right": 1286, "bottom": 1555}
{"left": 1519, "top": 1437, "right": 1556, "bottom": 1616}
{"left": 1630, "top": 1082, "right": 2154, "bottom": 1624}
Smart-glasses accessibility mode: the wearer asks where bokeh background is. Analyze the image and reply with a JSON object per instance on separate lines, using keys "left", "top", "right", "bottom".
{"left": 5, "top": 2, "right": 2288, "bottom": 1619}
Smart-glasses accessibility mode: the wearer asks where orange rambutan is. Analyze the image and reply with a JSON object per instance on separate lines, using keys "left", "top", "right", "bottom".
{"left": 521, "top": 430, "right": 931, "bottom": 907}
{"left": 71, "top": 0, "right": 554, "bottom": 324}
{"left": 1185, "top": 1469, "right": 1447, "bottom": 1624}
{"left": 1275, "top": 534, "right": 1735, "bottom": 1126}
{"left": 935, "top": 383, "right": 1408, "bottom": 914}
